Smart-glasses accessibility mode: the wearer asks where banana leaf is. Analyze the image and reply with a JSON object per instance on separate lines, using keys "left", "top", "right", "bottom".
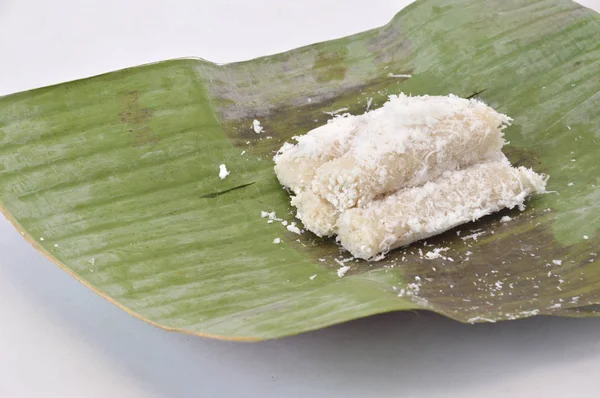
{"left": 1, "top": 0, "right": 599, "bottom": 340}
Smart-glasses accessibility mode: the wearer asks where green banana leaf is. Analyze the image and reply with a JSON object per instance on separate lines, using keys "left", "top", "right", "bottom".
{"left": 1, "top": 0, "right": 599, "bottom": 341}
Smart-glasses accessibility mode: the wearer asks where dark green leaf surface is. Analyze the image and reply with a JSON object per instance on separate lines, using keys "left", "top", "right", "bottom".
{"left": 0, "top": 0, "right": 598, "bottom": 339}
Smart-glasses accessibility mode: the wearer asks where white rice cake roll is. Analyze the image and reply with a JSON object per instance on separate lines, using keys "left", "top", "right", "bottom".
{"left": 336, "top": 160, "right": 547, "bottom": 260}
{"left": 312, "top": 94, "right": 511, "bottom": 210}
{"left": 293, "top": 153, "right": 511, "bottom": 238}
{"left": 291, "top": 191, "right": 339, "bottom": 237}
{"left": 274, "top": 114, "right": 362, "bottom": 193}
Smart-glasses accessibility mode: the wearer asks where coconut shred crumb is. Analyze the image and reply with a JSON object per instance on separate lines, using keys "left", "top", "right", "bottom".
{"left": 407, "top": 282, "right": 421, "bottom": 293}
{"left": 324, "top": 108, "right": 349, "bottom": 117}
{"left": 500, "top": 216, "right": 512, "bottom": 222}
{"left": 261, "top": 211, "right": 275, "bottom": 219}
{"left": 286, "top": 222, "right": 302, "bottom": 235}
{"left": 337, "top": 265, "right": 351, "bottom": 277}
{"left": 461, "top": 231, "right": 486, "bottom": 242}
{"left": 424, "top": 247, "right": 449, "bottom": 260}
{"left": 388, "top": 73, "right": 412, "bottom": 78}
{"left": 553, "top": 259, "right": 563, "bottom": 265}
{"left": 273, "top": 93, "right": 547, "bottom": 260}
{"left": 218, "top": 164, "right": 230, "bottom": 180}
{"left": 252, "top": 119, "right": 264, "bottom": 134}
{"left": 261, "top": 211, "right": 283, "bottom": 224}
{"left": 273, "top": 238, "right": 281, "bottom": 244}
{"left": 370, "top": 253, "right": 386, "bottom": 261}
{"left": 467, "top": 316, "right": 497, "bottom": 324}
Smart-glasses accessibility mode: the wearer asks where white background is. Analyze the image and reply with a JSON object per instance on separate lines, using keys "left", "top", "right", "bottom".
{"left": 1, "top": 1, "right": 600, "bottom": 397}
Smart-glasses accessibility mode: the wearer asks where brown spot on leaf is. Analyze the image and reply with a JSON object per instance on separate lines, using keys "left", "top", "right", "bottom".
{"left": 503, "top": 145, "right": 543, "bottom": 169}
{"left": 119, "top": 91, "right": 160, "bottom": 146}
{"left": 313, "top": 48, "right": 349, "bottom": 83}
